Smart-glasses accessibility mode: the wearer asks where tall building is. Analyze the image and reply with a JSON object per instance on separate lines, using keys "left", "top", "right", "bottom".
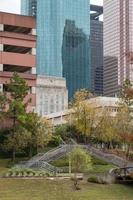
{"left": 21, "top": 0, "right": 37, "bottom": 16}
{"left": 90, "top": 5, "right": 103, "bottom": 95}
{"left": 21, "top": 0, "right": 91, "bottom": 100}
{"left": 103, "top": 0, "right": 133, "bottom": 96}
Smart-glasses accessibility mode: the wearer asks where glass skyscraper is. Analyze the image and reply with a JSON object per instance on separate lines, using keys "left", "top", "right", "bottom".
{"left": 90, "top": 5, "right": 103, "bottom": 95}
{"left": 21, "top": 0, "right": 91, "bottom": 99}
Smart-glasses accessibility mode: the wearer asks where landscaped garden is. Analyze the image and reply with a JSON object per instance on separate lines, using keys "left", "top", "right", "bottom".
{"left": 1, "top": 75, "right": 133, "bottom": 199}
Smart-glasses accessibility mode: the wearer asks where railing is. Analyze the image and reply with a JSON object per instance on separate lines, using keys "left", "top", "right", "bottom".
{"left": 84, "top": 144, "right": 131, "bottom": 167}
{"left": 24, "top": 145, "right": 74, "bottom": 168}
{"left": 18, "top": 143, "right": 133, "bottom": 172}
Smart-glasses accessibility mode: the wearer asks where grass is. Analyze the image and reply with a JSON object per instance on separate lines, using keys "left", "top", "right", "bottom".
{"left": 0, "top": 179, "right": 133, "bottom": 200}
{"left": 0, "top": 157, "right": 133, "bottom": 200}
{"left": 51, "top": 155, "right": 115, "bottom": 174}
{"left": 0, "top": 159, "right": 10, "bottom": 175}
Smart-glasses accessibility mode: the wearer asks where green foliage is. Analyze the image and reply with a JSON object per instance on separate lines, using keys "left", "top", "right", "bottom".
{"left": 70, "top": 146, "right": 92, "bottom": 173}
{"left": 7, "top": 72, "right": 30, "bottom": 119}
{"left": 0, "top": 92, "right": 8, "bottom": 121}
{"left": 91, "top": 156, "right": 108, "bottom": 165}
{"left": 0, "top": 74, "right": 53, "bottom": 160}
{"left": 0, "top": 92, "right": 7, "bottom": 111}
{"left": 87, "top": 175, "right": 107, "bottom": 184}
{"left": 20, "top": 112, "right": 53, "bottom": 157}
{"left": 54, "top": 124, "right": 79, "bottom": 142}
{"left": 1, "top": 73, "right": 30, "bottom": 161}
{"left": 72, "top": 89, "right": 93, "bottom": 106}
{"left": 55, "top": 124, "right": 71, "bottom": 140}
{"left": 91, "top": 164, "right": 115, "bottom": 174}
{"left": 50, "top": 156, "right": 69, "bottom": 167}
{"left": 88, "top": 176, "right": 98, "bottom": 183}
{"left": 5, "top": 167, "right": 50, "bottom": 177}
{"left": 119, "top": 79, "right": 133, "bottom": 107}
{"left": 97, "top": 112, "right": 119, "bottom": 143}
{"left": 70, "top": 89, "right": 101, "bottom": 143}
{"left": 49, "top": 135, "right": 62, "bottom": 147}
{"left": 3, "top": 126, "right": 31, "bottom": 153}
{"left": 8, "top": 72, "right": 29, "bottom": 101}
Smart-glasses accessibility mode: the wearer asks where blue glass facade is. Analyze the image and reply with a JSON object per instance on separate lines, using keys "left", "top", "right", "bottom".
{"left": 21, "top": 0, "right": 91, "bottom": 99}
{"left": 21, "top": 0, "right": 36, "bottom": 16}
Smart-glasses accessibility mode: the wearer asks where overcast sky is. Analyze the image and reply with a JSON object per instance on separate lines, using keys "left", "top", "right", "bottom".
{"left": 0, "top": 0, "right": 103, "bottom": 13}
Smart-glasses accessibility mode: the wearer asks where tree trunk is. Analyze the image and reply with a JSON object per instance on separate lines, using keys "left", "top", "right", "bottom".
{"left": 73, "top": 174, "right": 80, "bottom": 190}
{"left": 126, "top": 144, "right": 130, "bottom": 159}
{"left": 29, "top": 145, "right": 33, "bottom": 158}
{"left": 12, "top": 149, "right": 16, "bottom": 162}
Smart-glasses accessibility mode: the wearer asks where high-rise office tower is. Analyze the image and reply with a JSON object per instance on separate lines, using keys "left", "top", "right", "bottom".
{"left": 104, "top": 0, "right": 133, "bottom": 96}
{"left": 21, "top": 0, "right": 91, "bottom": 100}
{"left": 21, "top": 0, "right": 37, "bottom": 16}
{"left": 90, "top": 5, "right": 103, "bottom": 95}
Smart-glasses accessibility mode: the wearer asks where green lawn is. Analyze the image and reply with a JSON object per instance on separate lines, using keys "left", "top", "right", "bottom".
{"left": 0, "top": 157, "right": 133, "bottom": 200}
{"left": 0, "top": 179, "right": 133, "bottom": 200}
{"left": 51, "top": 155, "right": 115, "bottom": 174}
{"left": 0, "top": 159, "right": 9, "bottom": 175}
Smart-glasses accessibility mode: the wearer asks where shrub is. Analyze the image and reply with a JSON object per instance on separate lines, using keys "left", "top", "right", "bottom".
{"left": 88, "top": 174, "right": 115, "bottom": 184}
{"left": 88, "top": 176, "right": 99, "bottom": 183}
{"left": 4, "top": 167, "right": 50, "bottom": 178}
{"left": 91, "top": 156, "right": 108, "bottom": 165}
{"left": 50, "top": 156, "right": 69, "bottom": 167}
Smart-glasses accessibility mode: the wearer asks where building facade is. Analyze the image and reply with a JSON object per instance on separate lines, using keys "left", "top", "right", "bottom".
{"left": 103, "top": 0, "right": 133, "bottom": 96}
{"left": 36, "top": 76, "right": 68, "bottom": 116}
{"left": 47, "top": 96, "right": 122, "bottom": 126}
{"left": 21, "top": 0, "right": 91, "bottom": 100}
{"left": 21, "top": 0, "right": 37, "bottom": 16}
{"left": 90, "top": 5, "right": 103, "bottom": 95}
{"left": 0, "top": 12, "right": 36, "bottom": 112}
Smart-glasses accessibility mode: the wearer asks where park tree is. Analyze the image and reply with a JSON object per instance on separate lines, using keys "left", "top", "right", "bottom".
{"left": 0, "top": 92, "right": 8, "bottom": 120}
{"left": 3, "top": 126, "right": 31, "bottom": 161}
{"left": 72, "top": 89, "right": 93, "bottom": 106}
{"left": 55, "top": 123, "right": 81, "bottom": 143}
{"left": 70, "top": 89, "right": 98, "bottom": 143}
{"left": 70, "top": 146, "right": 92, "bottom": 190}
{"left": 20, "top": 113, "right": 53, "bottom": 157}
{"left": 118, "top": 79, "right": 133, "bottom": 157}
{"left": 4, "top": 72, "right": 29, "bottom": 161}
{"left": 119, "top": 79, "right": 133, "bottom": 107}
{"left": 116, "top": 105, "right": 133, "bottom": 158}
{"left": 96, "top": 110, "right": 119, "bottom": 149}
{"left": 7, "top": 72, "right": 29, "bottom": 122}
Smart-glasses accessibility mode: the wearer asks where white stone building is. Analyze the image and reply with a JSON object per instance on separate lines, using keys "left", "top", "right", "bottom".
{"left": 36, "top": 75, "right": 68, "bottom": 116}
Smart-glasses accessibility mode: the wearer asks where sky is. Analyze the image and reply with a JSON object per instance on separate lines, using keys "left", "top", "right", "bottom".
{"left": 0, "top": 0, "right": 103, "bottom": 14}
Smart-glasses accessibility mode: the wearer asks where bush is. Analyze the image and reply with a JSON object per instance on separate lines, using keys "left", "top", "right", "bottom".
{"left": 50, "top": 156, "right": 69, "bottom": 167}
{"left": 48, "top": 135, "right": 61, "bottom": 147}
{"left": 88, "top": 176, "right": 99, "bottom": 183}
{"left": 88, "top": 174, "right": 115, "bottom": 184}
{"left": 4, "top": 167, "right": 50, "bottom": 178}
{"left": 91, "top": 156, "right": 108, "bottom": 165}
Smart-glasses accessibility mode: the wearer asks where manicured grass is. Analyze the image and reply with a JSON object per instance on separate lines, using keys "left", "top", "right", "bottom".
{"left": 0, "top": 179, "right": 133, "bottom": 200}
{"left": 51, "top": 155, "right": 115, "bottom": 174}
{"left": 0, "top": 159, "right": 10, "bottom": 175}
{"left": 90, "top": 164, "right": 115, "bottom": 174}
